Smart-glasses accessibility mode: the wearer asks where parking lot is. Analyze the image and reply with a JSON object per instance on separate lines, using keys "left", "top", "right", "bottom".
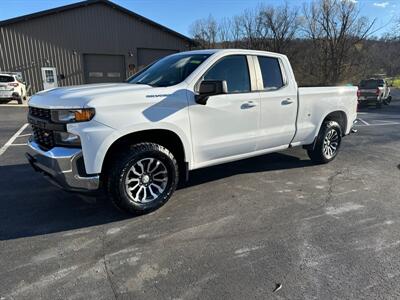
{"left": 1, "top": 91, "right": 400, "bottom": 299}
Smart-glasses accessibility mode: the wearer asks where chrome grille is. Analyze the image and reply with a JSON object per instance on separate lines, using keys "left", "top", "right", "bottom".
{"left": 31, "top": 125, "right": 55, "bottom": 150}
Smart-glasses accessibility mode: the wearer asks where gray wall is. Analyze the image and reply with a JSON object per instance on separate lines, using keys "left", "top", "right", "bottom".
{"left": 0, "top": 2, "right": 191, "bottom": 93}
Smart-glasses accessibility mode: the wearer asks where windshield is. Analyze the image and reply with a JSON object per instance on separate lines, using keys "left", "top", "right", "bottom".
{"left": 359, "top": 79, "right": 381, "bottom": 89}
{"left": 129, "top": 53, "right": 211, "bottom": 87}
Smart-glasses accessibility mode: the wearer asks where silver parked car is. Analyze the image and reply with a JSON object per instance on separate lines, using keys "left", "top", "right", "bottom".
{"left": 357, "top": 79, "right": 391, "bottom": 108}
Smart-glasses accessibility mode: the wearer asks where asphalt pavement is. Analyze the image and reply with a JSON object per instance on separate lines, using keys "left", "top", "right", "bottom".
{"left": 0, "top": 91, "right": 400, "bottom": 299}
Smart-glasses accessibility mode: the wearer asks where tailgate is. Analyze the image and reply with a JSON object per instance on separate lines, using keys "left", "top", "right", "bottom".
{"left": 0, "top": 84, "right": 12, "bottom": 90}
{"left": 359, "top": 89, "right": 377, "bottom": 98}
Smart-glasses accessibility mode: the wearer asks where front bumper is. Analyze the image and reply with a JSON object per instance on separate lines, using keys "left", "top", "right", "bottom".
{"left": 26, "top": 140, "right": 100, "bottom": 192}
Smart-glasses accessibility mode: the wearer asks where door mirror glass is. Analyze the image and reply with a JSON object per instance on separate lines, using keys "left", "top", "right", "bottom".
{"left": 196, "top": 80, "right": 228, "bottom": 105}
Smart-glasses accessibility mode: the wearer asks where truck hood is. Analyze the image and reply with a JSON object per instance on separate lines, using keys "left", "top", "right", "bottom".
{"left": 29, "top": 83, "right": 154, "bottom": 109}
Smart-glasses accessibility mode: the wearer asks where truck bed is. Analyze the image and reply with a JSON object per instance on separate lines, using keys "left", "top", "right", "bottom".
{"left": 291, "top": 86, "right": 358, "bottom": 145}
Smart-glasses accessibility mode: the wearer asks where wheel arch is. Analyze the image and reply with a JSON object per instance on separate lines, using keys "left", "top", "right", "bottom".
{"left": 100, "top": 129, "right": 189, "bottom": 180}
{"left": 304, "top": 110, "right": 348, "bottom": 150}
{"left": 322, "top": 110, "right": 348, "bottom": 136}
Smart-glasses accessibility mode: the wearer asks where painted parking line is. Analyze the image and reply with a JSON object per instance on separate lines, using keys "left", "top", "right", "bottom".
{"left": 0, "top": 123, "right": 29, "bottom": 156}
{"left": 0, "top": 104, "right": 28, "bottom": 107}
{"left": 357, "top": 118, "right": 370, "bottom": 125}
{"left": 355, "top": 122, "right": 400, "bottom": 127}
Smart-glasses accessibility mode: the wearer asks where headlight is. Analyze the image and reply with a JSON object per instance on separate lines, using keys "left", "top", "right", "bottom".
{"left": 51, "top": 108, "right": 95, "bottom": 123}
{"left": 54, "top": 132, "right": 81, "bottom": 147}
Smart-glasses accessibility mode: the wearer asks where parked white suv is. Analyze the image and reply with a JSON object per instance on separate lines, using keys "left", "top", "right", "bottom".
{"left": 0, "top": 73, "right": 27, "bottom": 104}
{"left": 26, "top": 49, "right": 357, "bottom": 214}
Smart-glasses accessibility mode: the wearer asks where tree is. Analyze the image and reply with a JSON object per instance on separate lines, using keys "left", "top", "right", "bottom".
{"left": 302, "top": 0, "right": 376, "bottom": 85}
{"left": 189, "top": 15, "right": 218, "bottom": 49}
{"left": 260, "top": 3, "right": 300, "bottom": 53}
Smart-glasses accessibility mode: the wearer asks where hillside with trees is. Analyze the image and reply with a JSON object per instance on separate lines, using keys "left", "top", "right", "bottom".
{"left": 189, "top": 0, "right": 400, "bottom": 87}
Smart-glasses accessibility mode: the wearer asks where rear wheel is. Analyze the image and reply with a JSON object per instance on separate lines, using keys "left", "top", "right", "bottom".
{"left": 307, "top": 121, "right": 342, "bottom": 164}
{"left": 106, "top": 142, "right": 179, "bottom": 214}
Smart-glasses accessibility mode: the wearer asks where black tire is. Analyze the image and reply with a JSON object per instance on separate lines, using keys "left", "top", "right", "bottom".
{"left": 307, "top": 121, "right": 342, "bottom": 164}
{"left": 384, "top": 96, "right": 392, "bottom": 105}
{"left": 106, "top": 142, "right": 179, "bottom": 214}
{"left": 17, "top": 97, "right": 23, "bottom": 104}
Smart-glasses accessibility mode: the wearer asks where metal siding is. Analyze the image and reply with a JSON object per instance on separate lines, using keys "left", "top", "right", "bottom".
{"left": 0, "top": 2, "right": 189, "bottom": 93}
{"left": 137, "top": 48, "right": 179, "bottom": 69}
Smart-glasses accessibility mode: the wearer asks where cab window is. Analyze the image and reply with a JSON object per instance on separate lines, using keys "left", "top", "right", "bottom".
{"left": 204, "top": 55, "right": 250, "bottom": 93}
{"left": 258, "top": 56, "right": 284, "bottom": 91}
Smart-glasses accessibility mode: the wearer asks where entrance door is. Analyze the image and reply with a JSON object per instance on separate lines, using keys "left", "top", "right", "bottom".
{"left": 41, "top": 67, "right": 58, "bottom": 90}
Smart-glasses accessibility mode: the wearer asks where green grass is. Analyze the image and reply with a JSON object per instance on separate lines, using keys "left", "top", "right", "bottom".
{"left": 391, "top": 78, "right": 400, "bottom": 88}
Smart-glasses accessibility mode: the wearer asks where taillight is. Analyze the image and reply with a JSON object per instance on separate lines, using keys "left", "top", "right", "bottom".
{"left": 357, "top": 89, "right": 361, "bottom": 98}
{"left": 8, "top": 83, "right": 19, "bottom": 87}
{"left": 376, "top": 88, "right": 380, "bottom": 96}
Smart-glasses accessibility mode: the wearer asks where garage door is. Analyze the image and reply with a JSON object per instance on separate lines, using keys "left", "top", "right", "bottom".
{"left": 137, "top": 48, "right": 178, "bottom": 70}
{"left": 83, "top": 54, "right": 125, "bottom": 84}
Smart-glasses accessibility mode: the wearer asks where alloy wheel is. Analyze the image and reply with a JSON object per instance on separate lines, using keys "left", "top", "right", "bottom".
{"left": 323, "top": 129, "right": 339, "bottom": 159}
{"left": 125, "top": 157, "right": 168, "bottom": 203}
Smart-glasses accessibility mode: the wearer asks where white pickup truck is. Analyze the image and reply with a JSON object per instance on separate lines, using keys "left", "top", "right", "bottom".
{"left": 26, "top": 49, "right": 357, "bottom": 213}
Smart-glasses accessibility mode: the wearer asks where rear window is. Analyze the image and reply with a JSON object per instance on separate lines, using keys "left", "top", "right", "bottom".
{"left": 258, "top": 56, "right": 284, "bottom": 90}
{"left": 0, "top": 76, "right": 14, "bottom": 83}
{"left": 359, "top": 80, "right": 379, "bottom": 89}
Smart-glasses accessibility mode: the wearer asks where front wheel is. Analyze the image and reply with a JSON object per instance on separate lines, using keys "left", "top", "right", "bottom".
{"left": 307, "top": 121, "right": 342, "bottom": 164}
{"left": 106, "top": 142, "right": 179, "bottom": 214}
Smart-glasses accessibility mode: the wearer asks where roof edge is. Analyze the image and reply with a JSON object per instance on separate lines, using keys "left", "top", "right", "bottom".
{"left": 0, "top": 0, "right": 194, "bottom": 45}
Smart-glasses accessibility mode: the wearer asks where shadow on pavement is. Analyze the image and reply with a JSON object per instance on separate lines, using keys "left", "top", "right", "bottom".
{"left": 0, "top": 164, "right": 130, "bottom": 241}
{"left": 0, "top": 152, "right": 313, "bottom": 241}
{"left": 184, "top": 151, "right": 313, "bottom": 188}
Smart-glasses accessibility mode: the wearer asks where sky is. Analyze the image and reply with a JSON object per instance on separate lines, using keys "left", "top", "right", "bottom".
{"left": 0, "top": 0, "right": 398, "bottom": 37}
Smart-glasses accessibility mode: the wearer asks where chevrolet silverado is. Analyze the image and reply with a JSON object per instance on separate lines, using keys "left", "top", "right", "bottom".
{"left": 26, "top": 49, "right": 358, "bottom": 213}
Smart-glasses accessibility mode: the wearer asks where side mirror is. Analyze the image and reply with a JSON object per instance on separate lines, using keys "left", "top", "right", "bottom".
{"left": 195, "top": 80, "right": 228, "bottom": 105}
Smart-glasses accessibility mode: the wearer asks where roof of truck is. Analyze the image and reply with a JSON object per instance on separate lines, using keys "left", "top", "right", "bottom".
{"left": 176, "top": 49, "right": 287, "bottom": 57}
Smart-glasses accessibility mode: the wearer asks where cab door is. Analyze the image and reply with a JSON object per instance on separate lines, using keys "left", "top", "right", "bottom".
{"left": 254, "top": 55, "right": 298, "bottom": 150}
{"left": 188, "top": 55, "right": 260, "bottom": 165}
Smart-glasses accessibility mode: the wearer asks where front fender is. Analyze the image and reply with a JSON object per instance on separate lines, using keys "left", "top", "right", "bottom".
{"left": 72, "top": 121, "right": 193, "bottom": 175}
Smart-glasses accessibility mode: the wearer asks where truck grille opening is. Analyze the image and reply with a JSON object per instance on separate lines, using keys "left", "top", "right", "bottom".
{"left": 29, "top": 107, "right": 51, "bottom": 120}
{"left": 31, "top": 125, "right": 55, "bottom": 150}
